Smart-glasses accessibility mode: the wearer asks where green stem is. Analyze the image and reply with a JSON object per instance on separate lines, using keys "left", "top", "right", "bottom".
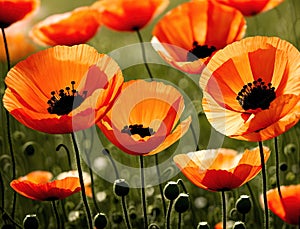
{"left": 1, "top": 26, "right": 17, "bottom": 220}
{"left": 51, "top": 201, "right": 61, "bottom": 229}
{"left": 258, "top": 141, "right": 269, "bottom": 229}
{"left": 221, "top": 190, "right": 226, "bottom": 229}
{"left": 246, "top": 183, "right": 262, "bottom": 226}
{"left": 166, "top": 200, "right": 174, "bottom": 229}
{"left": 121, "top": 195, "right": 132, "bottom": 229}
{"left": 155, "top": 154, "right": 167, "bottom": 216}
{"left": 56, "top": 144, "right": 72, "bottom": 170}
{"left": 0, "top": 172, "right": 4, "bottom": 211}
{"left": 135, "top": 29, "right": 153, "bottom": 80}
{"left": 71, "top": 133, "right": 93, "bottom": 229}
{"left": 274, "top": 137, "right": 283, "bottom": 199}
{"left": 139, "top": 155, "right": 148, "bottom": 229}
{"left": 190, "top": 124, "right": 199, "bottom": 151}
{"left": 102, "top": 149, "right": 120, "bottom": 179}
{"left": 178, "top": 212, "right": 182, "bottom": 229}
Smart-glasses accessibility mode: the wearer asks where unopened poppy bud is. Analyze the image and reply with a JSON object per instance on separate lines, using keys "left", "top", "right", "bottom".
{"left": 23, "top": 214, "right": 39, "bottom": 229}
{"left": 128, "top": 206, "right": 137, "bottom": 220}
{"left": 284, "top": 143, "right": 296, "bottom": 155}
{"left": 113, "top": 179, "right": 130, "bottom": 197}
{"left": 163, "top": 181, "right": 180, "bottom": 200}
{"left": 235, "top": 195, "right": 251, "bottom": 214}
{"left": 174, "top": 193, "right": 189, "bottom": 213}
{"left": 197, "top": 221, "right": 210, "bottom": 229}
{"left": 280, "top": 162, "right": 288, "bottom": 171}
{"left": 148, "top": 223, "right": 160, "bottom": 229}
{"left": 94, "top": 213, "right": 108, "bottom": 229}
{"left": 233, "top": 221, "right": 246, "bottom": 229}
{"left": 112, "top": 212, "right": 123, "bottom": 224}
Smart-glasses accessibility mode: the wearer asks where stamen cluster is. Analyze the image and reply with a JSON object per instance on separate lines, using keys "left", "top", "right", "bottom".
{"left": 187, "top": 41, "right": 216, "bottom": 61}
{"left": 121, "top": 124, "right": 155, "bottom": 138}
{"left": 47, "top": 81, "right": 87, "bottom": 115}
{"left": 236, "top": 78, "right": 276, "bottom": 110}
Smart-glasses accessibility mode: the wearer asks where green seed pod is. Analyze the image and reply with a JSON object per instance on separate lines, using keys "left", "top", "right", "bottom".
{"left": 280, "top": 162, "right": 288, "bottom": 171}
{"left": 163, "top": 181, "right": 180, "bottom": 200}
{"left": 23, "top": 214, "right": 39, "bottom": 229}
{"left": 197, "top": 221, "right": 210, "bottom": 229}
{"left": 113, "top": 179, "right": 130, "bottom": 197}
{"left": 94, "top": 213, "right": 108, "bottom": 229}
{"left": 233, "top": 221, "right": 246, "bottom": 229}
{"left": 235, "top": 195, "right": 251, "bottom": 214}
{"left": 174, "top": 193, "right": 190, "bottom": 213}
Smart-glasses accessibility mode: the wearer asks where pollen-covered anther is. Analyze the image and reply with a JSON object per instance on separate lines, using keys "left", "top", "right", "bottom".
{"left": 186, "top": 41, "right": 216, "bottom": 62}
{"left": 47, "top": 81, "right": 87, "bottom": 115}
{"left": 236, "top": 78, "right": 276, "bottom": 110}
{"left": 121, "top": 124, "right": 155, "bottom": 138}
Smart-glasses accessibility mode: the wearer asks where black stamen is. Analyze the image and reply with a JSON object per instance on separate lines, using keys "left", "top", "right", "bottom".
{"left": 121, "top": 124, "right": 155, "bottom": 138}
{"left": 47, "top": 81, "right": 86, "bottom": 115}
{"left": 236, "top": 78, "right": 276, "bottom": 110}
{"left": 186, "top": 41, "right": 216, "bottom": 61}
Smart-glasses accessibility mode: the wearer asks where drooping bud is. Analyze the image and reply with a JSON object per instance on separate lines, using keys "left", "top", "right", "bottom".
{"left": 94, "top": 213, "right": 108, "bottom": 229}
{"left": 235, "top": 195, "right": 251, "bottom": 214}
{"left": 23, "top": 214, "right": 39, "bottom": 229}
{"left": 113, "top": 179, "right": 130, "bottom": 197}
{"left": 197, "top": 221, "right": 210, "bottom": 229}
{"left": 233, "top": 221, "right": 246, "bottom": 229}
{"left": 174, "top": 193, "right": 189, "bottom": 213}
{"left": 163, "top": 181, "right": 180, "bottom": 200}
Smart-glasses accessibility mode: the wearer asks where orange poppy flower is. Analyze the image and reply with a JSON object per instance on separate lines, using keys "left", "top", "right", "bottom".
{"left": 173, "top": 147, "right": 270, "bottom": 191}
{"left": 57, "top": 170, "right": 93, "bottom": 198}
{"left": 97, "top": 79, "right": 192, "bottom": 156}
{"left": 212, "top": 0, "right": 284, "bottom": 16}
{"left": 10, "top": 176, "right": 81, "bottom": 201}
{"left": 265, "top": 184, "right": 300, "bottom": 225}
{"left": 92, "top": 0, "right": 169, "bottom": 31}
{"left": 0, "top": 19, "right": 37, "bottom": 63}
{"left": 3, "top": 44, "right": 124, "bottom": 134}
{"left": 200, "top": 36, "right": 300, "bottom": 142}
{"left": 152, "top": 1, "right": 246, "bottom": 74}
{"left": 18, "top": 170, "right": 53, "bottom": 184}
{"left": 30, "top": 6, "right": 102, "bottom": 46}
{"left": 0, "top": 0, "right": 39, "bottom": 28}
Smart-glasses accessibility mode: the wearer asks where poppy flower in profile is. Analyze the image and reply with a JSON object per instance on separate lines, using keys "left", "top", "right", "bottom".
{"left": 151, "top": 0, "right": 246, "bottom": 74}
{"left": 200, "top": 36, "right": 300, "bottom": 142}
{"left": 0, "top": 19, "right": 37, "bottom": 63}
{"left": 92, "top": 0, "right": 169, "bottom": 31}
{"left": 97, "top": 80, "right": 192, "bottom": 156}
{"left": 264, "top": 184, "right": 300, "bottom": 225}
{"left": 10, "top": 175, "right": 81, "bottom": 201}
{"left": 3, "top": 44, "right": 124, "bottom": 134}
{"left": 212, "top": 0, "right": 284, "bottom": 16}
{"left": 0, "top": 0, "right": 39, "bottom": 28}
{"left": 30, "top": 6, "right": 102, "bottom": 46}
{"left": 173, "top": 147, "right": 270, "bottom": 191}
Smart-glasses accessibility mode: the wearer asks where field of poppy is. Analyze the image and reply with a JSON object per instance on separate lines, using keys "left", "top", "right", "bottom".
{"left": 0, "top": 0, "right": 299, "bottom": 229}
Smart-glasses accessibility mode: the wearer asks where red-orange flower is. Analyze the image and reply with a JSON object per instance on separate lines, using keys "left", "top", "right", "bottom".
{"left": 212, "top": 0, "right": 284, "bottom": 16}
{"left": 200, "top": 36, "right": 300, "bottom": 141}
{"left": 18, "top": 170, "right": 53, "bottom": 184}
{"left": 152, "top": 1, "right": 246, "bottom": 74}
{"left": 30, "top": 6, "right": 101, "bottom": 46}
{"left": 265, "top": 184, "right": 300, "bottom": 225}
{"left": 0, "top": 0, "right": 39, "bottom": 28}
{"left": 10, "top": 174, "right": 81, "bottom": 201}
{"left": 97, "top": 80, "right": 192, "bottom": 156}
{"left": 173, "top": 147, "right": 270, "bottom": 191}
{"left": 0, "top": 19, "right": 37, "bottom": 63}
{"left": 3, "top": 44, "right": 124, "bottom": 134}
{"left": 92, "top": 0, "right": 169, "bottom": 31}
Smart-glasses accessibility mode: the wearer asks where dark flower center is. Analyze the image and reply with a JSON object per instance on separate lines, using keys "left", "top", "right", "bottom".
{"left": 121, "top": 124, "right": 155, "bottom": 138}
{"left": 186, "top": 41, "right": 216, "bottom": 61}
{"left": 236, "top": 78, "right": 276, "bottom": 110}
{"left": 47, "top": 81, "right": 87, "bottom": 115}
